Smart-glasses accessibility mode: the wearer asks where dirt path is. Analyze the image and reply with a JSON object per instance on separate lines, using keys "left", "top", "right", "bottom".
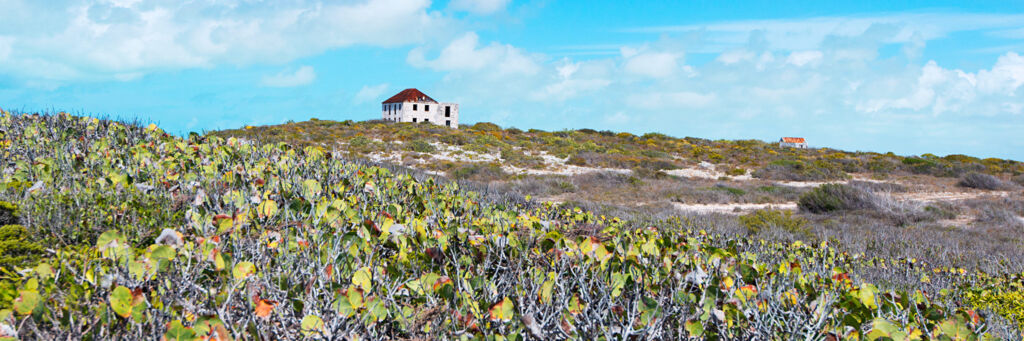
{"left": 670, "top": 190, "right": 1015, "bottom": 215}
{"left": 671, "top": 202, "right": 797, "bottom": 214}
{"left": 891, "top": 190, "right": 1011, "bottom": 203}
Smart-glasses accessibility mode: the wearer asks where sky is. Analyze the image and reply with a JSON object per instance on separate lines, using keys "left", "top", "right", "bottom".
{"left": 1, "top": 1, "right": 1024, "bottom": 160}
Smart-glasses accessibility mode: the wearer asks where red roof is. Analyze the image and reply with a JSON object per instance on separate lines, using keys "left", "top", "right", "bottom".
{"left": 780, "top": 137, "right": 806, "bottom": 143}
{"left": 383, "top": 88, "right": 436, "bottom": 104}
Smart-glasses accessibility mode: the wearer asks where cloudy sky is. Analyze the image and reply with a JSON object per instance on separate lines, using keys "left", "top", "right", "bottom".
{"left": 1, "top": 1, "right": 1024, "bottom": 159}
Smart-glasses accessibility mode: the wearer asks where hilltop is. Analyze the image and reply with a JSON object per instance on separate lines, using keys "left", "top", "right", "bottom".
{"left": 0, "top": 111, "right": 1020, "bottom": 339}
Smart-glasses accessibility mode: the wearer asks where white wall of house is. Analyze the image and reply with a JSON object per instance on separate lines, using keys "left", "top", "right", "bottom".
{"left": 381, "top": 101, "right": 459, "bottom": 128}
{"left": 779, "top": 141, "right": 808, "bottom": 148}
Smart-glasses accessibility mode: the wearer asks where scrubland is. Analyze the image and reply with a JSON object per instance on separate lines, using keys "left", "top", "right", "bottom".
{"left": 0, "top": 112, "right": 1020, "bottom": 339}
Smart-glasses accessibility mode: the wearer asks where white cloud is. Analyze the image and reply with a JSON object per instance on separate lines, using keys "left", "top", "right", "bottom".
{"left": 786, "top": 50, "right": 823, "bottom": 67}
{"left": 626, "top": 13, "right": 1024, "bottom": 53}
{"left": 627, "top": 91, "right": 717, "bottom": 109}
{"left": 448, "top": 0, "right": 511, "bottom": 15}
{"left": 977, "top": 52, "right": 1024, "bottom": 95}
{"left": 355, "top": 83, "right": 390, "bottom": 103}
{"left": 408, "top": 32, "right": 541, "bottom": 76}
{"left": 857, "top": 54, "right": 1024, "bottom": 116}
{"left": 623, "top": 51, "right": 682, "bottom": 78}
{"left": 0, "top": 0, "right": 444, "bottom": 82}
{"left": 261, "top": 66, "right": 316, "bottom": 87}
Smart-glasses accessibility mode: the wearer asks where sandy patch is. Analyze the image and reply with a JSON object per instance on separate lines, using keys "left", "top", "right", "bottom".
{"left": 364, "top": 142, "right": 633, "bottom": 177}
{"left": 672, "top": 202, "right": 797, "bottom": 215}
{"left": 892, "top": 190, "right": 1010, "bottom": 203}
{"left": 661, "top": 162, "right": 753, "bottom": 181}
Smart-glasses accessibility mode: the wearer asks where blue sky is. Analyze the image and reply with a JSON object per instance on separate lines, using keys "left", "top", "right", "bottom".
{"left": 2, "top": 1, "right": 1024, "bottom": 160}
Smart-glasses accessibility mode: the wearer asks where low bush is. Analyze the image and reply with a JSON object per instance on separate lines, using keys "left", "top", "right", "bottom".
{"left": 726, "top": 167, "right": 747, "bottom": 176}
{"left": 712, "top": 183, "right": 746, "bottom": 196}
{"left": 348, "top": 135, "right": 370, "bottom": 147}
{"left": 959, "top": 172, "right": 1009, "bottom": 190}
{"left": 0, "top": 224, "right": 43, "bottom": 271}
{"left": 408, "top": 139, "right": 436, "bottom": 153}
{"left": 753, "top": 160, "right": 847, "bottom": 181}
{"left": 0, "top": 201, "right": 17, "bottom": 226}
{"left": 739, "top": 209, "right": 811, "bottom": 238}
{"left": 566, "top": 155, "right": 587, "bottom": 166}
{"left": 798, "top": 183, "right": 876, "bottom": 213}
{"left": 470, "top": 122, "right": 501, "bottom": 131}
{"left": 450, "top": 162, "right": 508, "bottom": 181}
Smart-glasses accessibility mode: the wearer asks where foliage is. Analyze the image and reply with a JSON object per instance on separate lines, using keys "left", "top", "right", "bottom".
{"left": 753, "top": 159, "right": 848, "bottom": 181}
{"left": 958, "top": 172, "right": 1010, "bottom": 190}
{"left": 964, "top": 273, "right": 1024, "bottom": 331}
{"left": 0, "top": 201, "right": 16, "bottom": 226}
{"left": 0, "top": 111, "right": 1007, "bottom": 339}
{"left": 740, "top": 210, "right": 806, "bottom": 237}
{"left": 0, "top": 225, "right": 43, "bottom": 272}
{"left": 798, "top": 184, "right": 876, "bottom": 213}
{"left": 210, "top": 119, "right": 1024, "bottom": 181}
{"left": 739, "top": 209, "right": 811, "bottom": 236}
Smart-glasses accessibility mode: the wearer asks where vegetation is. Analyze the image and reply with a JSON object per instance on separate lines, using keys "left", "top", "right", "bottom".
{"left": 959, "top": 172, "right": 1013, "bottom": 190}
{"left": 798, "top": 184, "right": 877, "bottom": 213}
{"left": 739, "top": 209, "right": 810, "bottom": 238}
{"left": 211, "top": 120, "right": 1024, "bottom": 181}
{"left": 0, "top": 111, "right": 1017, "bottom": 339}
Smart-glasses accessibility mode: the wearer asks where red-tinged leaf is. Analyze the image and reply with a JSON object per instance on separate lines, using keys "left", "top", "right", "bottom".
{"left": 488, "top": 297, "right": 515, "bottom": 322}
{"left": 433, "top": 276, "right": 453, "bottom": 291}
{"left": 966, "top": 310, "right": 980, "bottom": 324}
{"left": 254, "top": 299, "right": 276, "bottom": 318}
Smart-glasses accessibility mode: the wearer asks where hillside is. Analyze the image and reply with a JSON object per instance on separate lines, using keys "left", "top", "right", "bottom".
{"left": 214, "top": 120, "right": 1024, "bottom": 271}
{"left": 0, "top": 111, "right": 1020, "bottom": 339}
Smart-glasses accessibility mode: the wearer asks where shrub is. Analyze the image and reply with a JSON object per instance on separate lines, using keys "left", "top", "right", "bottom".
{"left": 0, "top": 225, "right": 43, "bottom": 271}
{"left": 451, "top": 163, "right": 508, "bottom": 181}
{"left": 1013, "top": 175, "right": 1024, "bottom": 187}
{"left": 753, "top": 160, "right": 847, "bottom": 181}
{"left": 408, "top": 139, "right": 436, "bottom": 153}
{"left": 471, "top": 122, "right": 501, "bottom": 132}
{"left": 0, "top": 201, "right": 17, "bottom": 226}
{"left": 348, "top": 135, "right": 370, "bottom": 148}
{"left": 739, "top": 209, "right": 811, "bottom": 237}
{"left": 566, "top": 155, "right": 587, "bottom": 166}
{"left": 726, "top": 168, "right": 747, "bottom": 176}
{"left": 712, "top": 183, "right": 746, "bottom": 196}
{"left": 959, "top": 172, "right": 1008, "bottom": 190}
{"left": 798, "top": 184, "right": 876, "bottom": 213}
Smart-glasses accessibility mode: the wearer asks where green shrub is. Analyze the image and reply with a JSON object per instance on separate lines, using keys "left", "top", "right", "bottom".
{"left": 753, "top": 160, "right": 847, "bottom": 181}
{"left": 0, "top": 201, "right": 17, "bottom": 226}
{"left": 798, "top": 184, "right": 876, "bottom": 213}
{"left": 0, "top": 225, "right": 43, "bottom": 271}
{"left": 566, "top": 155, "right": 587, "bottom": 166}
{"left": 712, "top": 184, "right": 746, "bottom": 196}
{"left": 408, "top": 139, "right": 436, "bottom": 153}
{"left": 348, "top": 136, "right": 370, "bottom": 148}
{"left": 471, "top": 122, "right": 501, "bottom": 132}
{"left": 726, "top": 168, "right": 747, "bottom": 176}
{"left": 739, "top": 209, "right": 811, "bottom": 237}
{"left": 451, "top": 163, "right": 508, "bottom": 181}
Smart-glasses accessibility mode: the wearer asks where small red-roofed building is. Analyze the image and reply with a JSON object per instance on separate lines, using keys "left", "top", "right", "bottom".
{"left": 779, "top": 137, "right": 808, "bottom": 148}
{"left": 381, "top": 88, "right": 459, "bottom": 128}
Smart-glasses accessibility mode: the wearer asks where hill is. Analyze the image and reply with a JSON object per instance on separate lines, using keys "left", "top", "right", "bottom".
{"left": 213, "top": 119, "right": 1024, "bottom": 274}
{"left": 0, "top": 111, "right": 1020, "bottom": 339}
